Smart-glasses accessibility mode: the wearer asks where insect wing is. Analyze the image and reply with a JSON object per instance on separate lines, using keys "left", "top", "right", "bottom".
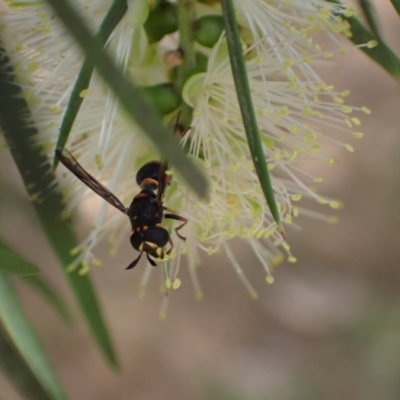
{"left": 56, "top": 148, "right": 128, "bottom": 214}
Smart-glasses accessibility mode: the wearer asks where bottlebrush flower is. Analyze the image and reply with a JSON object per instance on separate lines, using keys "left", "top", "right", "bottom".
{"left": 1, "top": 0, "right": 370, "bottom": 307}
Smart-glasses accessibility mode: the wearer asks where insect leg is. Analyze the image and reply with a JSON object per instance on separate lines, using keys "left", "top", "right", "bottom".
{"left": 166, "top": 237, "right": 174, "bottom": 255}
{"left": 164, "top": 213, "right": 188, "bottom": 241}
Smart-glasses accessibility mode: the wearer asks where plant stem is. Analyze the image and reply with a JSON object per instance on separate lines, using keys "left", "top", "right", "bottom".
{"left": 176, "top": 0, "right": 197, "bottom": 127}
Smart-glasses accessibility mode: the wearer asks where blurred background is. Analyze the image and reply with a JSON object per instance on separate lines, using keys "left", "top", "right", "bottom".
{"left": 1, "top": 2, "right": 400, "bottom": 400}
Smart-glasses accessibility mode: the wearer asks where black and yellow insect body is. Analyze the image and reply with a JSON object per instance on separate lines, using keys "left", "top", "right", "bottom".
{"left": 56, "top": 149, "right": 187, "bottom": 270}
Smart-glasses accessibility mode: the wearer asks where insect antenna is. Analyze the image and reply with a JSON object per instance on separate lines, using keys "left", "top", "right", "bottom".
{"left": 126, "top": 251, "right": 143, "bottom": 270}
{"left": 146, "top": 253, "right": 157, "bottom": 267}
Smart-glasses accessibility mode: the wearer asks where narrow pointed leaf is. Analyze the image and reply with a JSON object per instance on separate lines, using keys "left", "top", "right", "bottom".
{"left": 0, "top": 45, "right": 117, "bottom": 367}
{"left": 0, "top": 239, "right": 71, "bottom": 324}
{"left": 53, "top": 0, "right": 128, "bottom": 169}
{"left": 329, "top": 0, "right": 400, "bottom": 79}
{"left": 44, "top": 0, "right": 208, "bottom": 198}
{"left": 0, "top": 246, "right": 40, "bottom": 276}
{"left": 0, "top": 327, "right": 53, "bottom": 400}
{"left": 0, "top": 272, "right": 67, "bottom": 400}
{"left": 358, "top": 0, "right": 381, "bottom": 38}
{"left": 220, "top": 0, "right": 283, "bottom": 234}
{"left": 23, "top": 276, "right": 72, "bottom": 325}
{"left": 391, "top": 0, "right": 400, "bottom": 16}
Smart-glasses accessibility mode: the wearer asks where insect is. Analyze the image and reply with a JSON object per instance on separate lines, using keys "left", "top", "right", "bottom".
{"left": 56, "top": 147, "right": 187, "bottom": 269}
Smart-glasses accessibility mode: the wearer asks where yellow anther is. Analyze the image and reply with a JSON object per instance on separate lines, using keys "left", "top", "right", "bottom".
{"left": 291, "top": 194, "right": 302, "bottom": 201}
{"left": 266, "top": 275, "right": 275, "bottom": 284}
{"left": 345, "top": 143, "right": 355, "bottom": 152}
{"left": 79, "top": 89, "right": 89, "bottom": 98}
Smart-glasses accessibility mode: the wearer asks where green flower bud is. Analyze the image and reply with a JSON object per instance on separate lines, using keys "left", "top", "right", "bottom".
{"left": 193, "top": 15, "right": 225, "bottom": 48}
{"left": 144, "top": 1, "right": 178, "bottom": 43}
{"left": 195, "top": 51, "right": 208, "bottom": 71}
{"left": 143, "top": 83, "right": 181, "bottom": 115}
{"left": 169, "top": 52, "right": 208, "bottom": 83}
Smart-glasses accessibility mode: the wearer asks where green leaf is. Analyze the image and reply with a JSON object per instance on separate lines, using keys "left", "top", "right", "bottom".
{"left": 0, "top": 238, "right": 71, "bottom": 324}
{"left": 391, "top": 0, "right": 400, "bottom": 16}
{"left": 0, "top": 272, "right": 68, "bottom": 400}
{"left": 0, "top": 327, "right": 53, "bottom": 400}
{"left": 0, "top": 45, "right": 117, "bottom": 367}
{"left": 358, "top": 0, "right": 381, "bottom": 38}
{"left": 44, "top": 0, "right": 208, "bottom": 199}
{"left": 53, "top": 0, "right": 128, "bottom": 169}
{"left": 329, "top": 0, "right": 400, "bottom": 79}
{"left": 0, "top": 246, "right": 41, "bottom": 276}
{"left": 220, "top": 0, "right": 284, "bottom": 236}
{"left": 23, "top": 276, "right": 72, "bottom": 325}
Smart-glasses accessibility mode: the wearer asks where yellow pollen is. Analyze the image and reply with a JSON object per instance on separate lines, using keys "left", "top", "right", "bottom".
{"left": 284, "top": 215, "right": 292, "bottom": 224}
{"left": 138, "top": 286, "right": 146, "bottom": 299}
{"left": 362, "top": 106, "right": 371, "bottom": 114}
{"left": 79, "top": 89, "right": 89, "bottom": 98}
{"left": 264, "top": 228, "right": 275, "bottom": 238}
{"left": 70, "top": 247, "right": 79, "bottom": 256}
{"left": 288, "top": 256, "right": 297, "bottom": 263}
{"left": 334, "top": 96, "right": 344, "bottom": 104}
{"left": 353, "top": 132, "right": 364, "bottom": 138}
{"left": 341, "top": 106, "right": 353, "bottom": 114}
{"left": 317, "top": 198, "right": 329, "bottom": 205}
{"left": 78, "top": 261, "right": 90, "bottom": 275}
{"left": 66, "top": 264, "right": 76, "bottom": 273}
{"left": 196, "top": 290, "right": 204, "bottom": 301}
{"left": 329, "top": 200, "right": 340, "bottom": 210}
{"left": 250, "top": 290, "right": 259, "bottom": 300}
{"left": 95, "top": 153, "right": 103, "bottom": 171}
{"left": 27, "top": 62, "right": 39, "bottom": 72}
{"left": 266, "top": 276, "right": 274, "bottom": 284}
{"left": 159, "top": 310, "right": 167, "bottom": 321}
{"left": 291, "top": 194, "right": 302, "bottom": 201}
{"left": 367, "top": 40, "right": 378, "bottom": 48}
{"left": 207, "top": 247, "right": 215, "bottom": 255}
{"left": 92, "top": 259, "right": 102, "bottom": 267}
{"left": 326, "top": 158, "right": 336, "bottom": 166}
{"left": 172, "top": 279, "right": 181, "bottom": 289}
{"left": 345, "top": 119, "right": 352, "bottom": 128}
{"left": 50, "top": 104, "right": 60, "bottom": 113}
{"left": 109, "top": 248, "right": 116, "bottom": 257}
{"left": 345, "top": 143, "right": 355, "bottom": 152}
{"left": 303, "top": 107, "right": 314, "bottom": 116}
{"left": 165, "top": 278, "right": 172, "bottom": 289}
